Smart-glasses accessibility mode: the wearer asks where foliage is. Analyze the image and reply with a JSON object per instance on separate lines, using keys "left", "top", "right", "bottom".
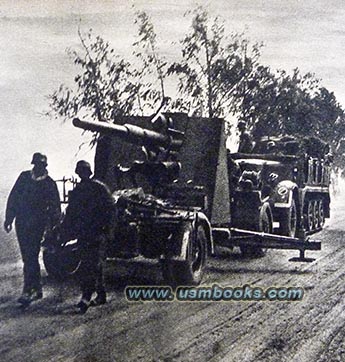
{"left": 168, "top": 7, "right": 345, "bottom": 156}
{"left": 168, "top": 7, "right": 263, "bottom": 119}
{"left": 47, "top": 28, "right": 140, "bottom": 127}
{"left": 47, "top": 6, "right": 345, "bottom": 168}
{"left": 133, "top": 11, "right": 169, "bottom": 114}
{"left": 244, "top": 67, "right": 345, "bottom": 151}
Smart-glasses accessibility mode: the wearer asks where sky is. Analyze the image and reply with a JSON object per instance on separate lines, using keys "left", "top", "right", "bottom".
{"left": 1, "top": 0, "right": 345, "bottom": 193}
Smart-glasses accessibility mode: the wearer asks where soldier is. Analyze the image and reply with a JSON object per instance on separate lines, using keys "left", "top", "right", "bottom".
{"left": 4, "top": 153, "right": 61, "bottom": 306}
{"left": 60, "top": 160, "right": 114, "bottom": 314}
{"left": 237, "top": 120, "right": 253, "bottom": 153}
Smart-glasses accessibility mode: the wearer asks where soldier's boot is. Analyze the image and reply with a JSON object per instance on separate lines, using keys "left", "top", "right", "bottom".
{"left": 31, "top": 288, "right": 43, "bottom": 301}
{"left": 76, "top": 291, "right": 92, "bottom": 314}
{"left": 17, "top": 292, "right": 32, "bottom": 306}
{"left": 17, "top": 288, "right": 42, "bottom": 306}
{"left": 77, "top": 299, "right": 90, "bottom": 314}
{"left": 76, "top": 299, "right": 90, "bottom": 314}
{"left": 90, "top": 291, "right": 107, "bottom": 307}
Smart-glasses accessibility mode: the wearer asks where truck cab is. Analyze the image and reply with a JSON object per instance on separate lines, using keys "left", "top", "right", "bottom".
{"left": 230, "top": 136, "right": 331, "bottom": 239}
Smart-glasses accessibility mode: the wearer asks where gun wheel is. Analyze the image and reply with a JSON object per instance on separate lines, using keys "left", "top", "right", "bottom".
{"left": 161, "top": 222, "right": 207, "bottom": 287}
{"left": 43, "top": 243, "right": 81, "bottom": 280}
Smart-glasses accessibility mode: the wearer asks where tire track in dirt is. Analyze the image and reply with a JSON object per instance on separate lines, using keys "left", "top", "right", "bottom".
{"left": 174, "top": 231, "right": 345, "bottom": 362}
{"left": 1, "top": 207, "right": 344, "bottom": 362}
{"left": 135, "top": 229, "right": 345, "bottom": 362}
{"left": 84, "top": 229, "right": 344, "bottom": 360}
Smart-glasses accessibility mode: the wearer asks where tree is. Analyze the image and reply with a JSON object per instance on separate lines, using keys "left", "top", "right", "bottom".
{"left": 246, "top": 67, "right": 345, "bottom": 151}
{"left": 132, "top": 11, "right": 169, "bottom": 114}
{"left": 47, "top": 28, "right": 141, "bottom": 127}
{"left": 246, "top": 68, "right": 321, "bottom": 138}
{"left": 168, "top": 7, "right": 263, "bottom": 119}
{"left": 48, "top": 10, "right": 167, "bottom": 125}
{"left": 46, "top": 7, "right": 345, "bottom": 170}
{"left": 308, "top": 87, "right": 345, "bottom": 149}
{"left": 235, "top": 64, "right": 280, "bottom": 134}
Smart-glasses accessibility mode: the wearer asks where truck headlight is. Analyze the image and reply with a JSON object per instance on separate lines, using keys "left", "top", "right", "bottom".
{"left": 277, "top": 186, "right": 289, "bottom": 201}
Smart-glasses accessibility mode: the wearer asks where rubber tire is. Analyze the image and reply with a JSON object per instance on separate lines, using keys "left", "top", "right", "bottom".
{"left": 240, "top": 203, "right": 272, "bottom": 258}
{"left": 279, "top": 199, "right": 297, "bottom": 237}
{"left": 43, "top": 244, "right": 81, "bottom": 281}
{"left": 305, "top": 200, "right": 315, "bottom": 231}
{"left": 162, "top": 223, "right": 207, "bottom": 287}
{"left": 318, "top": 200, "right": 325, "bottom": 228}
{"left": 313, "top": 200, "right": 320, "bottom": 228}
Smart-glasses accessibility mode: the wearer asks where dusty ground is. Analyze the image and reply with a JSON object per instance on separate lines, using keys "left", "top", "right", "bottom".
{"left": 1, "top": 196, "right": 345, "bottom": 362}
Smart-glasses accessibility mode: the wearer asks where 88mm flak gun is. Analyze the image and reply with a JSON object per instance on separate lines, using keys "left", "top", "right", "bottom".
{"left": 43, "top": 113, "right": 322, "bottom": 286}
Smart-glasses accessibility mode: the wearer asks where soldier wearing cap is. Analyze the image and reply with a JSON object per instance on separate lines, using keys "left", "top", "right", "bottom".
{"left": 4, "top": 153, "right": 61, "bottom": 306}
{"left": 237, "top": 121, "right": 253, "bottom": 153}
{"left": 60, "top": 160, "right": 114, "bottom": 314}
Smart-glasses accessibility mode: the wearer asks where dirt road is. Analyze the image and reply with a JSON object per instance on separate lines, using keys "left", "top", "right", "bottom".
{"left": 1, "top": 198, "right": 345, "bottom": 362}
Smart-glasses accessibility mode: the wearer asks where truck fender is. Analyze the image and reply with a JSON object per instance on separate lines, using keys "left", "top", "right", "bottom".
{"left": 273, "top": 180, "right": 298, "bottom": 208}
{"left": 196, "top": 212, "right": 214, "bottom": 256}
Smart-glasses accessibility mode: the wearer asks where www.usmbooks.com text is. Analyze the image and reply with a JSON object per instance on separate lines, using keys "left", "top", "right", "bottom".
{"left": 125, "top": 284, "right": 304, "bottom": 302}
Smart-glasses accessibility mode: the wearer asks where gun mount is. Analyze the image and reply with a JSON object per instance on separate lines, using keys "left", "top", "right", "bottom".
{"left": 72, "top": 114, "right": 231, "bottom": 226}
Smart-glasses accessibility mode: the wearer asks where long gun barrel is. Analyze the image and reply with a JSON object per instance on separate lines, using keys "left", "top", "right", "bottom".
{"left": 73, "top": 118, "right": 182, "bottom": 150}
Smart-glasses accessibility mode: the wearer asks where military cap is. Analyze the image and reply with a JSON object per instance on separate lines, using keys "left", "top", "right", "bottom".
{"left": 237, "top": 120, "right": 247, "bottom": 129}
{"left": 31, "top": 152, "right": 48, "bottom": 166}
{"left": 75, "top": 160, "right": 92, "bottom": 176}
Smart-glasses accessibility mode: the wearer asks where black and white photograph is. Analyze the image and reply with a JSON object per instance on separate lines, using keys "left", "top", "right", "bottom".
{"left": 1, "top": 1, "right": 345, "bottom": 361}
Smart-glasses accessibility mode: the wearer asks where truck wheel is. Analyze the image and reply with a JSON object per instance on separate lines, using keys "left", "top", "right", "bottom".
{"left": 313, "top": 200, "right": 320, "bottom": 228}
{"left": 318, "top": 200, "right": 325, "bottom": 227}
{"left": 305, "top": 200, "right": 315, "bottom": 231}
{"left": 162, "top": 223, "right": 207, "bottom": 287}
{"left": 279, "top": 199, "right": 297, "bottom": 237}
{"left": 43, "top": 244, "right": 81, "bottom": 280}
{"left": 240, "top": 203, "right": 272, "bottom": 257}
